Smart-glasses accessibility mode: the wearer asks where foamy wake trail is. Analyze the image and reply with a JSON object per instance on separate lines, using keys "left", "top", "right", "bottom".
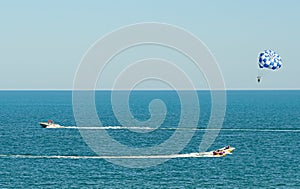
{"left": 64, "top": 126, "right": 155, "bottom": 130}
{"left": 57, "top": 126, "right": 300, "bottom": 132}
{"left": 0, "top": 152, "right": 220, "bottom": 159}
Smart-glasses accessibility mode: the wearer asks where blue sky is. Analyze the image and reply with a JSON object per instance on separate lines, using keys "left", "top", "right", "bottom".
{"left": 1, "top": 0, "right": 299, "bottom": 89}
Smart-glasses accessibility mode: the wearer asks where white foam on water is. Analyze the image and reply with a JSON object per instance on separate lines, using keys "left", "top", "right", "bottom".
{"left": 0, "top": 151, "right": 223, "bottom": 159}
{"left": 58, "top": 126, "right": 154, "bottom": 130}
{"left": 54, "top": 126, "right": 300, "bottom": 132}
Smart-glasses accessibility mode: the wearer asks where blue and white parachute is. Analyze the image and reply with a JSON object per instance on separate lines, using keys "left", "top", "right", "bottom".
{"left": 258, "top": 50, "right": 282, "bottom": 70}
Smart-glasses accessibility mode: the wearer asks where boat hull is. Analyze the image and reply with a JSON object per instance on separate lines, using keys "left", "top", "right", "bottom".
{"left": 218, "top": 147, "right": 235, "bottom": 154}
{"left": 39, "top": 122, "right": 63, "bottom": 128}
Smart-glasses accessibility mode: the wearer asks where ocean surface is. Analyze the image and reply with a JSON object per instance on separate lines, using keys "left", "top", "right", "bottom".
{"left": 0, "top": 90, "right": 299, "bottom": 188}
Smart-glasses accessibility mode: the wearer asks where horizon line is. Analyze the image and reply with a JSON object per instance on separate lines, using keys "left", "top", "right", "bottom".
{"left": 0, "top": 88, "right": 299, "bottom": 91}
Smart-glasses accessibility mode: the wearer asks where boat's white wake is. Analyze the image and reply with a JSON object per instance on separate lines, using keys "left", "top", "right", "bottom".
{"left": 0, "top": 152, "right": 222, "bottom": 159}
{"left": 64, "top": 126, "right": 156, "bottom": 130}
{"left": 52, "top": 126, "right": 300, "bottom": 132}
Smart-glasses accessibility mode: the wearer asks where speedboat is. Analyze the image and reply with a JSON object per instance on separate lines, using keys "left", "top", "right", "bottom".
{"left": 39, "top": 121, "right": 63, "bottom": 128}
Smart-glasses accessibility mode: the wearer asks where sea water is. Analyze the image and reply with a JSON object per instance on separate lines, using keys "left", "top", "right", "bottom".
{"left": 0, "top": 90, "right": 299, "bottom": 188}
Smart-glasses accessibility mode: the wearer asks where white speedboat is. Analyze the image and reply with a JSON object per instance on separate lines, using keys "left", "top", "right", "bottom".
{"left": 39, "top": 121, "right": 63, "bottom": 128}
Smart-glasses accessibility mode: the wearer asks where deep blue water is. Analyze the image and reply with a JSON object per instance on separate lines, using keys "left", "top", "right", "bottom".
{"left": 0, "top": 90, "right": 299, "bottom": 188}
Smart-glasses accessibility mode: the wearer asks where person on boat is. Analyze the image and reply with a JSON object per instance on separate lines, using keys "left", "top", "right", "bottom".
{"left": 48, "top": 120, "right": 53, "bottom": 124}
{"left": 213, "top": 150, "right": 224, "bottom": 155}
{"left": 257, "top": 76, "right": 261, "bottom": 83}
